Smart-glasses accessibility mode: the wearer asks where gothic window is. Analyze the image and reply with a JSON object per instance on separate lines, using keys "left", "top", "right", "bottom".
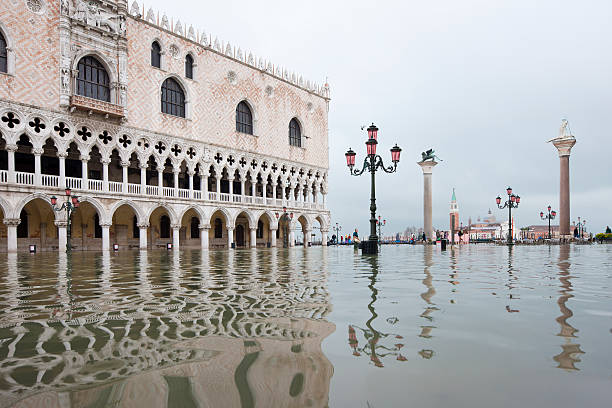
{"left": 190, "top": 217, "right": 200, "bottom": 238}
{"left": 76, "top": 56, "right": 110, "bottom": 102}
{"left": 17, "top": 210, "right": 28, "bottom": 238}
{"left": 133, "top": 215, "right": 139, "bottom": 238}
{"left": 160, "top": 215, "right": 170, "bottom": 238}
{"left": 94, "top": 214, "right": 102, "bottom": 238}
{"left": 256, "top": 220, "right": 264, "bottom": 239}
{"left": 161, "top": 78, "right": 185, "bottom": 118}
{"left": 151, "top": 41, "right": 161, "bottom": 68}
{"left": 185, "top": 54, "right": 193, "bottom": 79}
{"left": 289, "top": 118, "right": 301, "bottom": 147}
{"left": 0, "top": 31, "right": 7, "bottom": 73}
{"left": 214, "top": 218, "right": 223, "bottom": 238}
{"left": 236, "top": 101, "right": 253, "bottom": 134}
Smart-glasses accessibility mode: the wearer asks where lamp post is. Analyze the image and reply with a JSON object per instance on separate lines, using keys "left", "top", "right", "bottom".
{"left": 575, "top": 217, "right": 586, "bottom": 239}
{"left": 50, "top": 188, "right": 80, "bottom": 253}
{"left": 496, "top": 186, "right": 520, "bottom": 245}
{"left": 540, "top": 205, "right": 557, "bottom": 239}
{"left": 376, "top": 216, "right": 386, "bottom": 247}
{"left": 333, "top": 222, "right": 342, "bottom": 245}
{"left": 275, "top": 206, "right": 294, "bottom": 247}
{"left": 345, "top": 123, "right": 401, "bottom": 254}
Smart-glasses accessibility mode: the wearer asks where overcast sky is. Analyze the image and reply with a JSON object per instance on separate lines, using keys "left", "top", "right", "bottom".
{"left": 146, "top": 0, "right": 612, "bottom": 235}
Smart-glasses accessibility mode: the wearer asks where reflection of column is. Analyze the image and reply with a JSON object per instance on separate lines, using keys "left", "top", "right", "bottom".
{"left": 3, "top": 218, "right": 20, "bottom": 252}
{"left": 250, "top": 227, "right": 257, "bottom": 248}
{"left": 554, "top": 244, "right": 584, "bottom": 370}
{"left": 200, "top": 226, "right": 209, "bottom": 249}
{"left": 552, "top": 137, "right": 576, "bottom": 239}
{"left": 419, "top": 245, "right": 437, "bottom": 345}
{"left": 172, "top": 225, "right": 180, "bottom": 250}
{"left": 138, "top": 223, "right": 149, "bottom": 249}
{"left": 55, "top": 220, "right": 68, "bottom": 253}
{"left": 417, "top": 160, "right": 438, "bottom": 241}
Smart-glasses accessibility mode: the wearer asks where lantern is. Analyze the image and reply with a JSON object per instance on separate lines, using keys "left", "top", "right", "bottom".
{"left": 510, "top": 194, "right": 516, "bottom": 203}
{"left": 275, "top": 212, "right": 279, "bottom": 219}
{"left": 383, "top": 219, "right": 386, "bottom": 225}
{"left": 551, "top": 210, "right": 556, "bottom": 217}
{"left": 390, "top": 144, "right": 401, "bottom": 163}
{"left": 506, "top": 187, "right": 512, "bottom": 195}
{"left": 367, "top": 123, "right": 378, "bottom": 140}
{"left": 547, "top": 205, "right": 551, "bottom": 212}
{"left": 496, "top": 196, "right": 501, "bottom": 205}
{"left": 540, "top": 212, "right": 544, "bottom": 218}
{"left": 74, "top": 201, "right": 80, "bottom": 208}
{"left": 366, "top": 138, "right": 377, "bottom": 156}
{"left": 515, "top": 195, "right": 520, "bottom": 203}
{"left": 50, "top": 196, "right": 58, "bottom": 206}
{"left": 345, "top": 148, "right": 356, "bottom": 167}
{"left": 71, "top": 195, "right": 79, "bottom": 205}
{"left": 65, "top": 187, "right": 71, "bottom": 196}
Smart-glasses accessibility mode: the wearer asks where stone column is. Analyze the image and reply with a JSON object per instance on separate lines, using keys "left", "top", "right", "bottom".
{"left": 251, "top": 178, "right": 256, "bottom": 197}
{"left": 6, "top": 144, "right": 16, "bottom": 184}
{"left": 201, "top": 174, "right": 208, "bottom": 194}
{"left": 55, "top": 220, "right": 68, "bottom": 253}
{"left": 158, "top": 168, "right": 164, "bottom": 196}
{"left": 173, "top": 169, "right": 180, "bottom": 196}
{"left": 101, "top": 158, "right": 110, "bottom": 192}
{"left": 417, "top": 160, "right": 438, "bottom": 241}
{"left": 321, "top": 228, "right": 328, "bottom": 245}
{"left": 140, "top": 163, "right": 147, "bottom": 193}
{"left": 200, "top": 226, "right": 209, "bottom": 249}
{"left": 216, "top": 177, "right": 221, "bottom": 195}
{"left": 227, "top": 226, "right": 234, "bottom": 249}
{"left": 240, "top": 179, "right": 246, "bottom": 198}
{"left": 304, "top": 228, "right": 312, "bottom": 247}
{"left": 552, "top": 137, "right": 576, "bottom": 239}
{"left": 4, "top": 218, "right": 20, "bottom": 252}
{"left": 138, "top": 223, "right": 149, "bottom": 249}
{"left": 81, "top": 155, "right": 89, "bottom": 189}
{"left": 270, "top": 227, "right": 278, "bottom": 247}
{"left": 33, "top": 148, "right": 43, "bottom": 187}
{"left": 188, "top": 169, "right": 194, "bottom": 198}
{"left": 121, "top": 161, "right": 129, "bottom": 193}
{"left": 228, "top": 176, "right": 235, "bottom": 199}
{"left": 101, "top": 223, "right": 111, "bottom": 251}
{"left": 250, "top": 227, "right": 257, "bottom": 248}
{"left": 172, "top": 224, "right": 180, "bottom": 250}
{"left": 58, "top": 152, "right": 67, "bottom": 189}
{"left": 272, "top": 181, "right": 277, "bottom": 200}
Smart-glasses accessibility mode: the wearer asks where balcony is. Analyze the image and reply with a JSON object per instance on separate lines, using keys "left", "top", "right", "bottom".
{"left": 70, "top": 95, "right": 124, "bottom": 118}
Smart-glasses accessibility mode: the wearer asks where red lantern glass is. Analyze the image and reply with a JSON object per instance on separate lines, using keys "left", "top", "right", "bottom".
{"left": 516, "top": 195, "right": 520, "bottom": 203}
{"left": 506, "top": 187, "right": 512, "bottom": 195}
{"left": 551, "top": 211, "right": 556, "bottom": 217}
{"left": 50, "top": 196, "right": 57, "bottom": 206}
{"left": 547, "top": 205, "right": 551, "bottom": 212}
{"left": 496, "top": 196, "right": 502, "bottom": 205}
{"left": 74, "top": 201, "right": 80, "bottom": 208}
{"left": 65, "top": 188, "right": 71, "bottom": 196}
{"left": 511, "top": 194, "right": 516, "bottom": 203}
{"left": 345, "top": 148, "right": 356, "bottom": 167}
{"left": 390, "top": 144, "right": 401, "bottom": 163}
{"left": 383, "top": 219, "right": 386, "bottom": 225}
{"left": 540, "top": 212, "right": 544, "bottom": 218}
{"left": 366, "top": 138, "right": 377, "bottom": 156}
{"left": 71, "top": 196, "right": 78, "bottom": 205}
{"left": 367, "top": 123, "right": 378, "bottom": 140}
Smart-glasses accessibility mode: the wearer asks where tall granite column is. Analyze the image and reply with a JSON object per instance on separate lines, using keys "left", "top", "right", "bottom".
{"left": 552, "top": 137, "right": 576, "bottom": 240}
{"left": 418, "top": 161, "right": 438, "bottom": 241}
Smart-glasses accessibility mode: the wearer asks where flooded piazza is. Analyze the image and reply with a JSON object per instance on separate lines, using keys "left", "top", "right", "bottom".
{"left": 0, "top": 244, "right": 611, "bottom": 408}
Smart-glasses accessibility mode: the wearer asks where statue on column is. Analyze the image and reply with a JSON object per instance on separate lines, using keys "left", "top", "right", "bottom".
{"left": 421, "top": 149, "right": 442, "bottom": 162}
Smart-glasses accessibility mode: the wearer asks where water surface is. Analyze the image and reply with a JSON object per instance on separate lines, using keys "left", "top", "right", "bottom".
{"left": 0, "top": 244, "right": 611, "bottom": 407}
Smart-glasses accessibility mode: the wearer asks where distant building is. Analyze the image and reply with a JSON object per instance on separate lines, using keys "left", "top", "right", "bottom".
{"left": 522, "top": 225, "right": 560, "bottom": 240}
{"left": 468, "top": 210, "right": 501, "bottom": 241}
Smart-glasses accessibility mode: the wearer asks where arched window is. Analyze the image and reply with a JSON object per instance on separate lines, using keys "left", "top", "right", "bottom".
{"left": 185, "top": 54, "right": 193, "bottom": 79}
{"left": 161, "top": 78, "right": 185, "bottom": 118}
{"left": 236, "top": 101, "right": 253, "bottom": 134}
{"left": 151, "top": 41, "right": 161, "bottom": 68}
{"left": 94, "top": 214, "right": 102, "bottom": 238}
{"left": 0, "top": 31, "right": 7, "bottom": 73}
{"left": 190, "top": 217, "right": 200, "bottom": 238}
{"left": 256, "top": 220, "right": 264, "bottom": 239}
{"left": 133, "top": 215, "right": 140, "bottom": 238}
{"left": 160, "top": 215, "right": 170, "bottom": 238}
{"left": 214, "top": 218, "right": 223, "bottom": 238}
{"left": 17, "top": 209, "right": 28, "bottom": 238}
{"left": 76, "top": 56, "right": 110, "bottom": 102}
{"left": 289, "top": 118, "right": 301, "bottom": 147}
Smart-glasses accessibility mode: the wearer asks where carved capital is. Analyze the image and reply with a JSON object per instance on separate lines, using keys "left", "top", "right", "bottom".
{"left": 5, "top": 144, "right": 18, "bottom": 152}
{"left": 32, "top": 148, "right": 45, "bottom": 156}
{"left": 137, "top": 223, "right": 150, "bottom": 229}
{"left": 80, "top": 155, "right": 90, "bottom": 162}
{"left": 101, "top": 158, "right": 111, "bottom": 165}
{"left": 100, "top": 222, "right": 112, "bottom": 228}
{"left": 3, "top": 218, "right": 21, "bottom": 227}
{"left": 139, "top": 163, "right": 148, "bottom": 169}
{"left": 552, "top": 137, "right": 576, "bottom": 157}
{"left": 120, "top": 160, "right": 130, "bottom": 167}
{"left": 171, "top": 224, "right": 182, "bottom": 230}
{"left": 57, "top": 152, "right": 68, "bottom": 159}
{"left": 55, "top": 220, "right": 69, "bottom": 228}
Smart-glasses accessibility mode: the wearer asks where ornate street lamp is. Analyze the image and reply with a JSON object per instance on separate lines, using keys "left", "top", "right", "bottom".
{"left": 332, "top": 222, "right": 342, "bottom": 245}
{"left": 376, "top": 216, "right": 386, "bottom": 246}
{"left": 345, "top": 123, "right": 401, "bottom": 254}
{"left": 540, "top": 205, "right": 556, "bottom": 239}
{"left": 496, "top": 186, "right": 520, "bottom": 245}
{"left": 50, "top": 188, "right": 80, "bottom": 253}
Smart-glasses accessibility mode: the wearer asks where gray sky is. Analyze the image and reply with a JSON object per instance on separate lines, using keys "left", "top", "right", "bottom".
{"left": 146, "top": 0, "right": 612, "bottom": 235}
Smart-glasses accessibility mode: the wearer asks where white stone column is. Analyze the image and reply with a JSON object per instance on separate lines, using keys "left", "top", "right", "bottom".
{"left": 121, "top": 160, "right": 129, "bottom": 193}
{"left": 262, "top": 181, "right": 268, "bottom": 200}
{"left": 6, "top": 144, "right": 16, "bottom": 184}
{"left": 188, "top": 169, "right": 194, "bottom": 198}
{"left": 58, "top": 152, "right": 67, "bottom": 189}
{"left": 101, "top": 158, "right": 110, "bottom": 192}
{"left": 55, "top": 220, "right": 68, "bottom": 253}
{"left": 270, "top": 227, "right": 278, "bottom": 247}
{"left": 552, "top": 136, "right": 577, "bottom": 240}
{"left": 250, "top": 227, "right": 257, "bottom": 248}
{"left": 201, "top": 174, "right": 208, "bottom": 194}
{"left": 240, "top": 179, "right": 246, "bottom": 198}
{"left": 200, "top": 226, "right": 209, "bottom": 249}
{"left": 158, "top": 168, "right": 164, "bottom": 196}
{"left": 304, "top": 228, "right": 312, "bottom": 247}
{"left": 140, "top": 163, "right": 147, "bottom": 193}
{"left": 33, "top": 148, "right": 43, "bottom": 187}
{"left": 173, "top": 169, "right": 179, "bottom": 196}
{"left": 321, "top": 229, "right": 328, "bottom": 245}
{"left": 101, "top": 223, "right": 111, "bottom": 251}
{"left": 251, "top": 178, "right": 256, "bottom": 197}
{"left": 289, "top": 229, "right": 295, "bottom": 247}
{"left": 4, "top": 218, "right": 20, "bottom": 252}
{"left": 216, "top": 177, "right": 221, "bottom": 195}
{"left": 81, "top": 155, "right": 89, "bottom": 189}
{"left": 227, "top": 226, "right": 234, "bottom": 249}
{"left": 138, "top": 223, "right": 149, "bottom": 249}
{"left": 172, "top": 225, "right": 180, "bottom": 250}
{"left": 322, "top": 193, "right": 327, "bottom": 206}
{"left": 418, "top": 160, "right": 438, "bottom": 241}
{"left": 272, "top": 181, "right": 277, "bottom": 200}
{"left": 228, "top": 176, "right": 234, "bottom": 199}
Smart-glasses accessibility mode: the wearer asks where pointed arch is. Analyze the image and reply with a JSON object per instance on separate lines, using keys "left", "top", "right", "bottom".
{"left": 109, "top": 199, "right": 145, "bottom": 225}
{"left": 146, "top": 203, "right": 179, "bottom": 225}
{"left": 76, "top": 196, "right": 109, "bottom": 224}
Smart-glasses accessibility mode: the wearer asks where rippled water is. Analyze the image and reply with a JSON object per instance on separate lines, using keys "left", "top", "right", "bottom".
{"left": 0, "top": 244, "right": 611, "bottom": 407}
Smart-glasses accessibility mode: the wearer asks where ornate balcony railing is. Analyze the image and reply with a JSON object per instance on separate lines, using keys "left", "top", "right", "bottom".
{"left": 70, "top": 95, "right": 124, "bottom": 118}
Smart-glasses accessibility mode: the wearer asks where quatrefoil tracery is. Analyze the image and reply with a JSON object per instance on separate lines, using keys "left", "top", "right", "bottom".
{"left": 118, "top": 134, "right": 132, "bottom": 148}
{"left": 154, "top": 141, "right": 166, "bottom": 154}
{"left": 77, "top": 126, "right": 91, "bottom": 141}
{"left": 54, "top": 122, "right": 70, "bottom": 137}
{"left": 99, "top": 131, "right": 112, "bottom": 145}
{"left": 1, "top": 112, "right": 20, "bottom": 129}
{"left": 28, "top": 117, "right": 46, "bottom": 133}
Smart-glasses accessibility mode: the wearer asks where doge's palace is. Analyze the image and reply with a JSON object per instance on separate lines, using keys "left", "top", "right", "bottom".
{"left": 0, "top": 0, "right": 330, "bottom": 252}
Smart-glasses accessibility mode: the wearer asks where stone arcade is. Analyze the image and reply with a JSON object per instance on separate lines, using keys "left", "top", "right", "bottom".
{"left": 0, "top": 0, "right": 331, "bottom": 251}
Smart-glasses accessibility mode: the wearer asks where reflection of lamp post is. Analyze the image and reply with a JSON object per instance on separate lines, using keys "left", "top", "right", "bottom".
{"left": 345, "top": 123, "right": 401, "bottom": 254}
{"left": 50, "top": 188, "right": 80, "bottom": 253}
{"left": 496, "top": 186, "right": 520, "bottom": 245}
{"left": 275, "top": 206, "right": 293, "bottom": 248}
{"left": 540, "top": 205, "right": 557, "bottom": 239}
{"left": 376, "top": 216, "right": 386, "bottom": 246}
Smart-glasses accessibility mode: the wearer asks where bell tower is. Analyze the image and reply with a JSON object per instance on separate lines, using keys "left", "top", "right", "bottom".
{"left": 449, "top": 188, "right": 459, "bottom": 232}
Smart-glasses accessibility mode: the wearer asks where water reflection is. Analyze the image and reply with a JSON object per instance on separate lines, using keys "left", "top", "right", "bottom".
{"left": 419, "top": 245, "right": 436, "bottom": 358}
{"left": 0, "top": 250, "right": 334, "bottom": 408}
{"left": 553, "top": 245, "right": 585, "bottom": 371}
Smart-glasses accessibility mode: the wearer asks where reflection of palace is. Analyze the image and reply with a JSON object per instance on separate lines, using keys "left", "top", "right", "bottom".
{"left": 0, "top": 250, "right": 335, "bottom": 407}
{"left": 0, "top": 0, "right": 330, "bottom": 252}
{"left": 553, "top": 245, "right": 584, "bottom": 370}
